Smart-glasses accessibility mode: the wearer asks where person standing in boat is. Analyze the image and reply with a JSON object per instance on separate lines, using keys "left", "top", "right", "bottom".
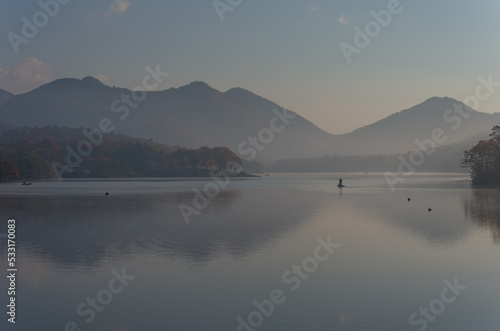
{"left": 338, "top": 178, "right": 345, "bottom": 188}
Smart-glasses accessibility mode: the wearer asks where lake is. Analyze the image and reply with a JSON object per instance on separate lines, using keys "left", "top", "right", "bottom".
{"left": 1, "top": 173, "right": 499, "bottom": 331}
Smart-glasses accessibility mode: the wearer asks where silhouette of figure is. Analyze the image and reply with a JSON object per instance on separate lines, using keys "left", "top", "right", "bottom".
{"left": 337, "top": 178, "right": 345, "bottom": 188}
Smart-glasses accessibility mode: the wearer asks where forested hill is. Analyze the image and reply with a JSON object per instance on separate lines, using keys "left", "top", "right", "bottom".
{"left": 0, "top": 126, "right": 244, "bottom": 181}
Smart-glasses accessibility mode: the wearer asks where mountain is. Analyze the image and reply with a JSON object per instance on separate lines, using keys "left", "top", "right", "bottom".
{"left": 0, "top": 89, "right": 14, "bottom": 107}
{"left": 81, "top": 76, "right": 107, "bottom": 86}
{"left": 1, "top": 78, "right": 499, "bottom": 162}
{"left": 269, "top": 131, "right": 488, "bottom": 173}
{"left": 335, "top": 97, "right": 500, "bottom": 155}
{"left": 0, "top": 121, "right": 13, "bottom": 134}
{"left": 0, "top": 77, "right": 127, "bottom": 129}
{"left": 0, "top": 78, "right": 334, "bottom": 162}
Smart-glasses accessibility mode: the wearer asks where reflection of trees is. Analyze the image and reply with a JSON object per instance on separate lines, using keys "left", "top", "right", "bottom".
{"left": 0, "top": 188, "right": 328, "bottom": 268}
{"left": 463, "top": 189, "right": 500, "bottom": 245}
{"left": 0, "top": 191, "right": 241, "bottom": 268}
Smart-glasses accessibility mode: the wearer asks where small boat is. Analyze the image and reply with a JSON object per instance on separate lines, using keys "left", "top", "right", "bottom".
{"left": 22, "top": 181, "right": 32, "bottom": 185}
{"left": 337, "top": 178, "right": 345, "bottom": 188}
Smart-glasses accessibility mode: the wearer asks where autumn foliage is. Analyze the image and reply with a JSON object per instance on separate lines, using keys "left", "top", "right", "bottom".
{"left": 0, "top": 126, "right": 242, "bottom": 181}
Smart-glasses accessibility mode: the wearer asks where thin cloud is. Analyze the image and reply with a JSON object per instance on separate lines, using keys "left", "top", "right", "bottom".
{"left": 0, "top": 58, "right": 51, "bottom": 94}
{"left": 338, "top": 14, "right": 349, "bottom": 25}
{"left": 109, "top": 0, "right": 131, "bottom": 15}
{"left": 86, "top": 0, "right": 131, "bottom": 17}
{"left": 308, "top": 4, "right": 324, "bottom": 13}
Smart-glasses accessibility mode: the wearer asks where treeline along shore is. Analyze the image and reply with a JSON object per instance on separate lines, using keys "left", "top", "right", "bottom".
{"left": 0, "top": 125, "right": 253, "bottom": 182}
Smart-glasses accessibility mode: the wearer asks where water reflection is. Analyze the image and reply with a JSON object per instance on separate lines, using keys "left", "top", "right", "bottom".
{"left": 463, "top": 189, "right": 500, "bottom": 245}
{"left": 1, "top": 178, "right": 500, "bottom": 331}
{"left": 345, "top": 189, "right": 475, "bottom": 246}
{"left": 0, "top": 188, "right": 331, "bottom": 268}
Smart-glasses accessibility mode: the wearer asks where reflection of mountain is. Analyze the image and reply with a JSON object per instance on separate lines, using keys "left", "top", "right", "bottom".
{"left": 0, "top": 187, "right": 329, "bottom": 267}
{"left": 463, "top": 189, "right": 500, "bottom": 245}
{"left": 348, "top": 189, "right": 476, "bottom": 246}
{"left": 357, "top": 186, "right": 500, "bottom": 246}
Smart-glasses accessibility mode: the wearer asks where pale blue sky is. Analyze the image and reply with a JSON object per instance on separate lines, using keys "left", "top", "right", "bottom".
{"left": 1, "top": 0, "right": 500, "bottom": 133}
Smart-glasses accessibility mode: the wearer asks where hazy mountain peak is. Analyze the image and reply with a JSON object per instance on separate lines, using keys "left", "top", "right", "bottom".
{"left": 45, "top": 78, "right": 81, "bottom": 87}
{"left": 388, "top": 96, "right": 474, "bottom": 119}
{"left": 175, "top": 81, "right": 221, "bottom": 97}
{"left": 33, "top": 76, "right": 109, "bottom": 93}
{"left": 181, "top": 81, "right": 213, "bottom": 89}
{"left": 224, "top": 87, "right": 260, "bottom": 99}
{"left": 418, "top": 96, "right": 470, "bottom": 109}
{"left": 0, "top": 89, "right": 14, "bottom": 96}
{"left": 425, "top": 96, "right": 449, "bottom": 102}
{"left": 81, "top": 76, "right": 105, "bottom": 86}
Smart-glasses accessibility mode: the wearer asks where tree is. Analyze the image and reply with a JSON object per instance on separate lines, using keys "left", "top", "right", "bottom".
{"left": 462, "top": 126, "right": 500, "bottom": 185}
{"left": 0, "top": 158, "right": 20, "bottom": 182}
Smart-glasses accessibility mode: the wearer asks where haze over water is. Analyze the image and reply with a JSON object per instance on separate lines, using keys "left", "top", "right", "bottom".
{"left": 0, "top": 174, "right": 499, "bottom": 331}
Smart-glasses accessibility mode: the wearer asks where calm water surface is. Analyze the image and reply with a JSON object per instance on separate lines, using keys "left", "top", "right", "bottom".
{"left": 0, "top": 173, "right": 499, "bottom": 331}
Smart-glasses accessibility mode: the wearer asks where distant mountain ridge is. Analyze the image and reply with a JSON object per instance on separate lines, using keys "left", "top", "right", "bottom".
{"left": 270, "top": 131, "right": 490, "bottom": 173}
{"left": 0, "top": 77, "right": 499, "bottom": 162}
{"left": 0, "top": 78, "right": 334, "bottom": 161}
{"left": 336, "top": 96, "right": 500, "bottom": 155}
{"left": 0, "top": 89, "right": 14, "bottom": 107}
